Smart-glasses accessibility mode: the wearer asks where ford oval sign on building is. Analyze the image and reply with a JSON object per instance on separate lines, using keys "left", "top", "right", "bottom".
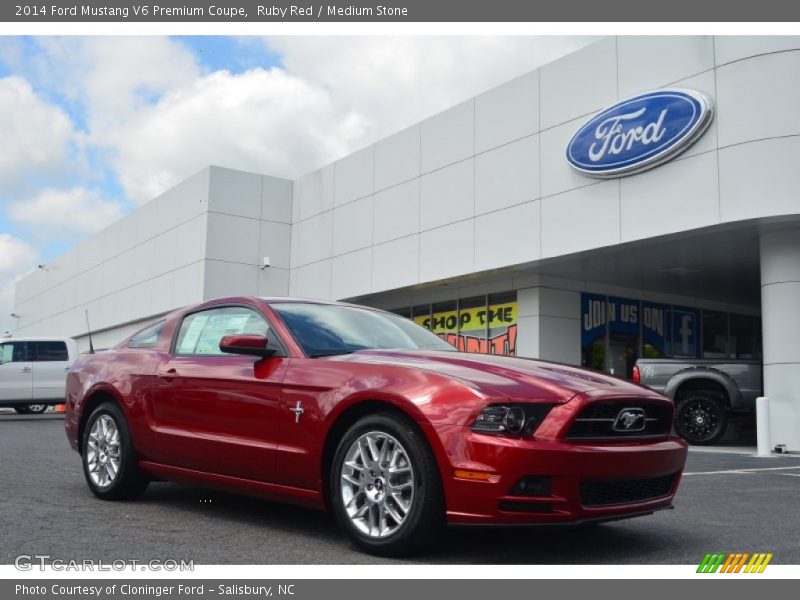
{"left": 566, "top": 89, "right": 714, "bottom": 178}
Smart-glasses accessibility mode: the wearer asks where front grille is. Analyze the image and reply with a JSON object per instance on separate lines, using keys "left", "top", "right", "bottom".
{"left": 566, "top": 401, "right": 672, "bottom": 440}
{"left": 580, "top": 473, "right": 677, "bottom": 507}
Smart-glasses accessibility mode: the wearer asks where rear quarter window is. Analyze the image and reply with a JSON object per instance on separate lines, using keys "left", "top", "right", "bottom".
{"left": 128, "top": 321, "right": 166, "bottom": 349}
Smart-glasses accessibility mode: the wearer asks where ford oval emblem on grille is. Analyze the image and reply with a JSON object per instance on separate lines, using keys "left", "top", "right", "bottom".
{"left": 566, "top": 88, "right": 714, "bottom": 178}
{"left": 613, "top": 408, "right": 646, "bottom": 432}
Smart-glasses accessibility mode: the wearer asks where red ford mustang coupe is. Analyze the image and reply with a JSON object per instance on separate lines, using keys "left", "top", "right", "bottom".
{"left": 65, "top": 296, "right": 687, "bottom": 555}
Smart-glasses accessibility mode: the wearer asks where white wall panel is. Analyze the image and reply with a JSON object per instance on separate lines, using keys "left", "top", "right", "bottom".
{"left": 372, "top": 235, "right": 419, "bottom": 292}
{"left": 261, "top": 175, "right": 293, "bottom": 223}
{"left": 419, "top": 159, "right": 474, "bottom": 231}
{"left": 541, "top": 180, "right": 620, "bottom": 258}
{"left": 715, "top": 35, "right": 800, "bottom": 66}
{"left": 475, "top": 135, "right": 539, "bottom": 215}
{"left": 333, "top": 195, "right": 373, "bottom": 255}
{"left": 475, "top": 201, "right": 540, "bottom": 272}
{"left": 716, "top": 51, "right": 800, "bottom": 148}
{"left": 295, "top": 164, "right": 335, "bottom": 221}
{"left": 332, "top": 248, "right": 373, "bottom": 299}
{"left": 475, "top": 70, "right": 539, "bottom": 153}
{"left": 374, "top": 125, "right": 421, "bottom": 191}
{"left": 421, "top": 99, "right": 474, "bottom": 173}
{"left": 374, "top": 180, "right": 420, "bottom": 244}
{"left": 621, "top": 152, "right": 719, "bottom": 242}
{"left": 618, "top": 36, "right": 714, "bottom": 97}
{"left": 335, "top": 146, "right": 374, "bottom": 206}
{"left": 419, "top": 220, "right": 475, "bottom": 282}
{"left": 205, "top": 213, "right": 260, "bottom": 265}
{"left": 258, "top": 221, "right": 292, "bottom": 270}
{"left": 720, "top": 136, "right": 800, "bottom": 223}
{"left": 296, "top": 211, "right": 333, "bottom": 266}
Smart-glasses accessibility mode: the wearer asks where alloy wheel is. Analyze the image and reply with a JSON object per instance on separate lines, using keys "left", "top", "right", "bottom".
{"left": 86, "top": 415, "right": 122, "bottom": 488}
{"left": 339, "top": 431, "right": 415, "bottom": 539}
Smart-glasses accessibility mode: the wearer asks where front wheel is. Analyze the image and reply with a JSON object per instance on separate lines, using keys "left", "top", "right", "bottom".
{"left": 13, "top": 406, "right": 30, "bottom": 414}
{"left": 25, "top": 404, "right": 48, "bottom": 414}
{"left": 81, "top": 402, "right": 148, "bottom": 500}
{"left": 674, "top": 393, "right": 728, "bottom": 445}
{"left": 330, "top": 413, "right": 444, "bottom": 556}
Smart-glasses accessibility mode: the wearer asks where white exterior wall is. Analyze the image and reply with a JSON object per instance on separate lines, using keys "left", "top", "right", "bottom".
{"left": 11, "top": 36, "right": 800, "bottom": 365}
{"left": 288, "top": 36, "right": 800, "bottom": 303}
{"left": 13, "top": 167, "right": 292, "bottom": 350}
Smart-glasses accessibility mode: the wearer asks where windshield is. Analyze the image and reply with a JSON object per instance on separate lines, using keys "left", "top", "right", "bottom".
{"left": 271, "top": 302, "right": 456, "bottom": 357}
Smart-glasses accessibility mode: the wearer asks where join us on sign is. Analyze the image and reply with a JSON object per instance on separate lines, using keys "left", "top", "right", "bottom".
{"left": 566, "top": 88, "right": 714, "bottom": 178}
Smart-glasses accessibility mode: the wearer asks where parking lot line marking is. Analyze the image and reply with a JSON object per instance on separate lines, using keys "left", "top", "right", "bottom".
{"left": 683, "top": 466, "right": 800, "bottom": 476}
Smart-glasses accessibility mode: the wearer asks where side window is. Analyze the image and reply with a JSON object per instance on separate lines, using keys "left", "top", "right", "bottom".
{"left": 175, "top": 307, "right": 269, "bottom": 356}
{"left": 29, "top": 341, "right": 69, "bottom": 362}
{"left": 128, "top": 321, "right": 166, "bottom": 349}
{"left": 0, "top": 342, "right": 26, "bottom": 363}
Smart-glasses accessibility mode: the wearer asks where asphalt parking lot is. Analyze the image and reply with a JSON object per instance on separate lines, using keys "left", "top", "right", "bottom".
{"left": 2, "top": 414, "right": 800, "bottom": 565}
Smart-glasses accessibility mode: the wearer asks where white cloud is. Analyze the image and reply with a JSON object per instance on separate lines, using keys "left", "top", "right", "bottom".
{"left": 105, "top": 67, "right": 362, "bottom": 202}
{"left": 32, "top": 37, "right": 199, "bottom": 129}
{"left": 0, "top": 234, "right": 38, "bottom": 335}
{"left": 95, "top": 36, "right": 598, "bottom": 203}
{"left": 0, "top": 76, "right": 74, "bottom": 194}
{"left": 9, "top": 187, "right": 125, "bottom": 238}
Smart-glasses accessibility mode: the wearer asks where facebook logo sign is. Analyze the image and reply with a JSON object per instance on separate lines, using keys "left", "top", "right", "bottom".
{"left": 671, "top": 307, "right": 699, "bottom": 357}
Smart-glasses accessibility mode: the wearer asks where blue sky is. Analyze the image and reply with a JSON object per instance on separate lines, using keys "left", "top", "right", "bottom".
{"left": 0, "top": 35, "right": 596, "bottom": 332}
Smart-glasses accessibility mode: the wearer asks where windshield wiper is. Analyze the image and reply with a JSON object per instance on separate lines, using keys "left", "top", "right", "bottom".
{"left": 308, "top": 350, "right": 358, "bottom": 358}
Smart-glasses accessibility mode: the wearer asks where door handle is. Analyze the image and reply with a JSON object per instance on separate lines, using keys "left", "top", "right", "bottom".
{"left": 20, "top": 366, "right": 31, "bottom": 373}
{"left": 157, "top": 368, "right": 178, "bottom": 379}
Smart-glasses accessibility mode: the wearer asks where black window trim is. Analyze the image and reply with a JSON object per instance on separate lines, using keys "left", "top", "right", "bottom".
{"left": 170, "top": 303, "right": 288, "bottom": 358}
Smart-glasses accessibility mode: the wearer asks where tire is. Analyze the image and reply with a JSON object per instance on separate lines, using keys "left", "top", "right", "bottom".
{"left": 330, "top": 412, "right": 445, "bottom": 556}
{"left": 13, "top": 406, "right": 30, "bottom": 414}
{"left": 25, "top": 404, "right": 47, "bottom": 415}
{"left": 81, "top": 402, "right": 148, "bottom": 500}
{"left": 674, "top": 392, "right": 728, "bottom": 445}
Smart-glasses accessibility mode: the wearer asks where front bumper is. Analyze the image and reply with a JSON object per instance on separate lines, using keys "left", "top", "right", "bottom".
{"left": 443, "top": 430, "right": 687, "bottom": 525}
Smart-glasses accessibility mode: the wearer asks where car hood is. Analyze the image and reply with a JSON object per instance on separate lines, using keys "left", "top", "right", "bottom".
{"left": 335, "top": 349, "right": 656, "bottom": 403}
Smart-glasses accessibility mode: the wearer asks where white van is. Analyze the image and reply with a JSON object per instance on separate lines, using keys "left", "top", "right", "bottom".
{"left": 0, "top": 337, "right": 79, "bottom": 414}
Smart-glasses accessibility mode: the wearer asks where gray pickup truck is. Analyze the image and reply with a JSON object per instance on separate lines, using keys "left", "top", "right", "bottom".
{"left": 633, "top": 358, "right": 762, "bottom": 445}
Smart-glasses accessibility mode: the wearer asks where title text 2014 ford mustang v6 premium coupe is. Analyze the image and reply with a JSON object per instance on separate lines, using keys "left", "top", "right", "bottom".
{"left": 65, "top": 296, "right": 687, "bottom": 555}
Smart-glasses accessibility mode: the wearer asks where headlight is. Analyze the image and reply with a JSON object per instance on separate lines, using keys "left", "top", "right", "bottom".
{"left": 471, "top": 403, "right": 553, "bottom": 437}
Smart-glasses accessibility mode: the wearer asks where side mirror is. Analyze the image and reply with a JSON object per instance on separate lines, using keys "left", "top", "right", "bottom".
{"left": 219, "top": 334, "right": 281, "bottom": 358}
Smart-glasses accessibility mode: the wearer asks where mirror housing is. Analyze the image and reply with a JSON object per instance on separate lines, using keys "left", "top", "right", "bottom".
{"left": 219, "top": 334, "right": 281, "bottom": 358}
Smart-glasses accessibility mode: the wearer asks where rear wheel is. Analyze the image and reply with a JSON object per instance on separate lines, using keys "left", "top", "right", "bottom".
{"left": 81, "top": 402, "right": 148, "bottom": 500}
{"left": 13, "top": 406, "right": 30, "bottom": 414}
{"left": 330, "top": 412, "right": 444, "bottom": 556}
{"left": 25, "top": 404, "right": 47, "bottom": 414}
{"left": 674, "top": 392, "right": 728, "bottom": 445}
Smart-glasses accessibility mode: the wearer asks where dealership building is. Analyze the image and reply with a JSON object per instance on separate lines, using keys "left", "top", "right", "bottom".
{"left": 11, "top": 36, "right": 800, "bottom": 450}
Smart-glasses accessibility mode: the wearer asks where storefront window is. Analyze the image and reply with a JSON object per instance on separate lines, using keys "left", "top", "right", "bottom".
{"left": 730, "top": 313, "right": 759, "bottom": 359}
{"left": 391, "top": 292, "right": 517, "bottom": 356}
{"left": 457, "top": 296, "right": 488, "bottom": 353}
{"left": 487, "top": 292, "right": 517, "bottom": 356}
{"left": 671, "top": 306, "right": 700, "bottom": 358}
{"left": 581, "top": 293, "right": 607, "bottom": 372}
{"left": 642, "top": 301, "right": 669, "bottom": 358}
{"left": 702, "top": 310, "right": 729, "bottom": 358}
{"left": 430, "top": 301, "right": 458, "bottom": 347}
{"left": 607, "top": 297, "right": 639, "bottom": 379}
{"left": 412, "top": 304, "right": 431, "bottom": 329}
